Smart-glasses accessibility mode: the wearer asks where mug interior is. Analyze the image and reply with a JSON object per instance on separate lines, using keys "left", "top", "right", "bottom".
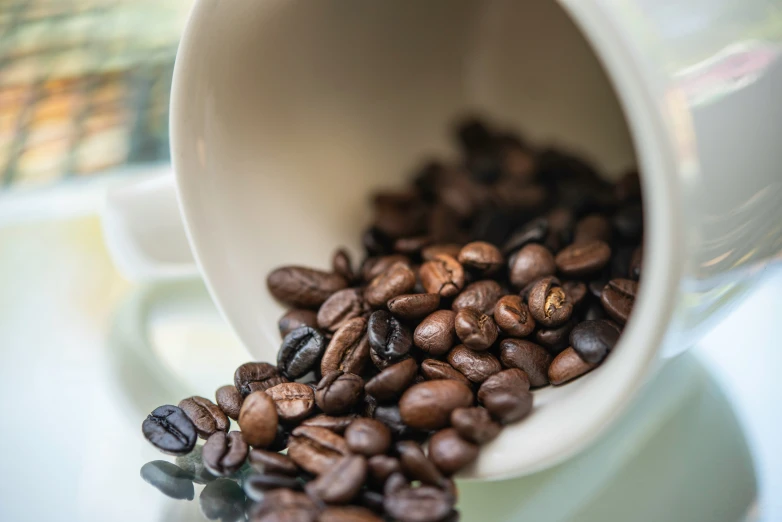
{"left": 171, "top": 0, "right": 675, "bottom": 478}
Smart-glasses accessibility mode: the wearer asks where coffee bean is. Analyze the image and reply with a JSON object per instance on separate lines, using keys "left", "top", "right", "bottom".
{"left": 509, "top": 244, "right": 556, "bottom": 289}
{"left": 451, "top": 280, "right": 503, "bottom": 315}
{"left": 563, "top": 280, "right": 588, "bottom": 310}
{"left": 268, "top": 423, "right": 292, "bottom": 453}
{"left": 457, "top": 241, "right": 504, "bottom": 274}
{"left": 477, "top": 368, "right": 531, "bottom": 396}
{"left": 419, "top": 254, "right": 465, "bottom": 297}
{"left": 384, "top": 484, "right": 455, "bottom": 522}
{"left": 267, "top": 266, "right": 348, "bottom": 308}
{"left": 601, "top": 278, "right": 638, "bottom": 324}
{"left": 478, "top": 369, "right": 534, "bottom": 424}
{"left": 555, "top": 240, "right": 612, "bottom": 277}
{"left": 365, "top": 262, "right": 417, "bottom": 308}
{"left": 344, "top": 418, "right": 392, "bottom": 457}
{"left": 365, "top": 358, "right": 418, "bottom": 402}
{"left": 332, "top": 248, "right": 355, "bottom": 283}
{"left": 321, "top": 317, "right": 371, "bottom": 375}
{"left": 140, "top": 460, "right": 195, "bottom": 500}
{"left": 299, "top": 414, "right": 357, "bottom": 434}
{"left": 588, "top": 279, "right": 606, "bottom": 298}
{"left": 178, "top": 396, "right": 229, "bottom": 439}
{"left": 363, "top": 225, "right": 395, "bottom": 256}
{"left": 395, "top": 235, "right": 434, "bottom": 255}
{"left": 584, "top": 301, "right": 607, "bottom": 321}
{"left": 244, "top": 473, "right": 303, "bottom": 501}
{"left": 428, "top": 428, "right": 479, "bottom": 476}
{"left": 373, "top": 404, "right": 415, "bottom": 439}
{"left": 277, "top": 326, "right": 327, "bottom": 379}
{"left": 215, "top": 385, "right": 243, "bottom": 421}
{"left": 535, "top": 319, "right": 576, "bottom": 355}
{"left": 420, "top": 359, "right": 472, "bottom": 387}
{"left": 527, "top": 276, "right": 573, "bottom": 327}
{"left": 414, "top": 310, "right": 456, "bottom": 356}
{"left": 499, "top": 339, "right": 551, "bottom": 387}
{"left": 361, "top": 255, "right": 410, "bottom": 282}
{"left": 234, "top": 362, "right": 287, "bottom": 397}
{"left": 248, "top": 449, "right": 298, "bottom": 476}
{"left": 314, "top": 371, "right": 364, "bottom": 415}
{"left": 502, "top": 217, "right": 548, "bottom": 255}
{"left": 266, "top": 382, "right": 316, "bottom": 424}
{"left": 317, "top": 288, "right": 366, "bottom": 332}
{"left": 238, "top": 391, "right": 279, "bottom": 448}
{"left": 446, "top": 345, "right": 501, "bottom": 384}
{"left": 454, "top": 307, "right": 498, "bottom": 351}
{"left": 142, "top": 405, "right": 198, "bottom": 456}
{"left": 251, "top": 488, "right": 318, "bottom": 521}
{"left": 287, "top": 426, "right": 349, "bottom": 476}
{"left": 305, "top": 455, "right": 367, "bottom": 504}
{"left": 421, "top": 244, "right": 463, "bottom": 261}
{"left": 613, "top": 203, "right": 643, "bottom": 240}
{"left": 279, "top": 309, "right": 319, "bottom": 338}
{"left": 202, "top": 431, "right": 248, "bottom": 477}
{"left": 493, "top": 295, "right": 535, "bottom": 337}
{"left": 396, "top": 441, "right": 446, "bottom": 486}
{"left": 629, "top": 246, "right": 643, "bottom": 280}
{"left": 569, "top": 319, "right": 620, "bottom": 363}
{"left": 549, "top": 347, "right": 598, "bottom": 385}
{"left": 450, "top": 407, "right": 501, "bottom": 444}
{"left": 573, "top": 214, "right": 612, "bottom": 244}
{"left": 388, "top": 293, "right": 441, "bottom": 320}
{"left": 399, "top": 380, "right": 474, "bottom": 430}
{"left": 368, "top": 455, "right": 402, "bottom": 486}
{"left": 199, "top": 478, "right": 246, "bottom": 521}
{"left": 368, "top": 310, "right": 413, "bottom": 367}
{"left": 320, "top": 506, "right": 383, "bottom": 522}
{"left": 544, "top": 206, "right": 575, "bottom": 251}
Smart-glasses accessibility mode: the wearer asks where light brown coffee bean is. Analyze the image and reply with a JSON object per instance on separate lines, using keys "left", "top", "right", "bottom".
{"left": 422, "top": 244, "right": 463, "bottom": 261}
{"left": 493, "top": 295, "right": 536, "bottom": 337}
{"left": 305, "top": 455, "right": 367, "bottom": 504}
{"left": 178, "top": 396, "right": 229, "bottom": 439}
{"left": 387, "top": 293, "right": 441, "bottom": 320}
{"left": 414, "top": 310, "right": 456, "bottom": 356}
{"left": 248, "top": 449, "right": 299, "bottom": 476}
{"left": 321, "top": 316, "right": 371, "bottom": 375}
{"left": 555, "top": 240, "right": 612, "bottom": 277}
{"left": 215, "top": 385, "right": 243, "bottom": 421}
{"left": 451, "top": 280, "right": 503, "bottom": 315}
{"left": 287, "top": 426, "right": 349, "bottom": 476}
{"left": 317, "top": 288, "right": 366, "bottom": 332}
{"left": 265, "top": 382, "right": 316, "bottom": 424}
{"left": 450, "top": 407, "right": 502, "bottom": 444}
{"left": 427, "top": 428, "right": 479, "bottom": 476}
{"left": 549, "top": 347, "right": 599, "bottom": 385}
{"left": 314, "top": 371, "right": 364, "bottom": 415}
{"left": 238, "top": 391, "right": 278, "bottom": 448}
{"left": 345, "top": 418, "right": 392, "bottom": 457}
{"left": 509, "top": 244, "right": 556, "bottom": 289}
{"left": 457, "top": 241, "right": 504, "bottom": 274}
{"left": 454, "top": 307, "right": 498, "bottom": 351}
{"left": 267, "top": 266, "right": 348, "bottom": 308}
{"left": 420, "top": 359, "right": 472, "bottom": 387}
{"left": 364, "top": 358, "right": 419, "bottom": 402}
{"left": 361, "top": 255, "right": 410, "bottom": 282}
{"left": 279, "top": 309, "right": 319, "bottom": 338}
{"left": 447, "top": 345, "right": 501, "bottom": 384}
{"left": 419, "top": 254, "right": 465, "bottom": 297}
{"left": 499, "top": 339, "right": 551, "bottom": 387}
{"left": 527, "top": 276, "right": 573, "bottom": 328}
{"left": 600, "top": 278, "right": 638, "bottom": 324}
{"left": 365, "top": 262, "right": 417, "bottom": 308}
{"left": 300, "top": 414, "right": 357, "bottom": 434}
{"left": 399, "top": 380, "right": 474, "bottom": 430}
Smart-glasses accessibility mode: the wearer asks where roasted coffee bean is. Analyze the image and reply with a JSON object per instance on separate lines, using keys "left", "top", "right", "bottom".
{"left": 499, "top": 339, "right": 551, "bottom": 387}
{"left": 345, "top": 418, "right": 392, "bottom": 457}
{"left": 549, "top": 347, "right": 598, "bottom": 385}
{"left": 365, "top": 358, "right": 418, "bottom": 401}
{"left": 428, "top": 428, "right": 479, "bottom": 476}
{"left": 279, "top": 309, "right": 319, "bottom": 338}
{"left": 368, "top": 310, "right": 413, "bottom": 367}
{"left": 332, "top": 248, "right": 355, "bottom": 283}
{"left": 368, "top": 455, "right": 402, "bottom": 486}
{"left": 321, "top": 316, "right": 371, "bottom": 375}
{"left": 178, "top": 396, "right": 229, "bottom": 439}
{"left": 573, "top": 214, "right": 612, "bottom": 244}
{"left": 419, "top": 359, "right": 472, "bottom": 387}
{"left": 277, "top": 326, "right": 327, "bottom": 379}
{"left": 544, "top": 206, "right": 575, "bottom": 251}
{"left": 447, "top": 345, "right": 501, "bottom": 384}
{"left": 629, "top": 246, "right": 643, "bottom": 280}
{"left": 320, "top": 506, "right": 383, "bottom": 522}
{"left": 457, "top": 241, "right": 504, "bottom": 274}
{"left": 399, "top": 380, "right": 474, "bottom": 430}
{"left": 396, "top": 441, "right": 446, "bottom": 486}
{"left": 613, "top": 203, "right": 644, "bottom": 240}
{"left": 419, "top": 254, "right": 465, "bottom": 297}
{"left": 317, "top": 288, "right": 366, "bottom": 332}
{"left": 527, "top": 276, "right": 573, "bottom": 328}
{"left": 588, "top": 279, "right": 606, "bottom": 298}
{"left": 373, "top": 404, "right": 414, "bottom": 438}
{"left": 450, "top": 407, "right": 502, "bottom": 444}
{"left": 363, "top": 226, "right": 395, "bottom": 255}
{"left": 140, "top": 460, "right": 195, "bottom": 500}
{"left": 248, "top": 449, "right": 298, "bottom": 476}
{"left": 215, "top": 385, "right": 243, "bottom": 421}
{"left": 202, "top": 431, "right": 248, "bottom": 477}
{"left": 414, "top": 310, "right": 456, "bottom": 356}
{"left": 315, "top": 371, "right": 364, "bottom": 415}
{"left": 305, "top": 455, "right": 367, "bottom": 504}
{"left": 365, "top": 262, "right": 417, "bottom": 308}
{"left": 251, "top": 488, "right": 318, "bottom": 521}
{"left": 142, "top": 405, "right": 198, "bottom": 456}
{"left": 287, "top": 426, "right": 349, "bottom": 476}
{"left": 493, "top": 295, "right": 535, "bottom": 337}
{"left": 478, "top": 369, "right": 534, "bottom": 424}
{"left": 266, "top": 382, "right": 316, "bottom": 424}
{"left": 384, "top": 483, "right": 455, "bottom": 522}
{"left": 361, "top": 394, "right": 379, "bottom": 419}
{"left": 244, "top": 473, "right": 303, "bottom": 501}
{"left": 600, "top": 278, "right": 638, "bottom": 324}
{"left": 387, "top": 293, "right": 441, "bottom": 320}
{"left": 358, "top": 489, "right": 387, "bottom": 514}
{"left": 421, "top": 244, "right": 463, "bottom": 261}
{"left": 234, "top": 362, "right": 287, "bottom": 397}
{"left": 454, "top": 307, "right": 498, "bottom": 351}
{"left": 535, "top": 319, "right": 576, "bottom": 355}
{"left": 555, "top": 240, "right": 612, "bottom": 277}
{"left": 238, "top": 391, "right": 279, "bottom": 448}
{"left": 563, "top": 280, "right": 588, "bottom": 310}
{"left": 584, "top": 301, "right": 607, "bottom": 321}
{"left": 509, "top": 244, "right": 556, "bottom": 289}
{"left": 615, "top": 169, "right": 642, "bottom": 202}
{"left": 267, "top": 266, "right": 348, "bottom": 308}
{"left": 451, "top": 280, "right": 503, "bottom": 315}
{"left": 268, "top": 424, "right": 291, "bottom": 453}
{"left": 570, "top": 319, "right": 620, "bottom": 363}
{"left": 502, "top": 218, "right": 548, "bottom": 255}
{"left": 199, "top": 478, "right": 246, "bottom": 521}
{"left": 362, "top": 255, "right": 411, "bottom": 282}
{"left": 395, "top": 235, "right": 434, "bottom": 255}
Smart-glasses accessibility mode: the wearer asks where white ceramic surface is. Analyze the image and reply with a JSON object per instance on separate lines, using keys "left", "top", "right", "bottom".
{"left": 101, "top": 0, "right": 782, "bottom": 479}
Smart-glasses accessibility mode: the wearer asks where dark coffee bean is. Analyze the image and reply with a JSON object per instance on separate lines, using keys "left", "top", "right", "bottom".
{"left": 629, "top": 246, "right": 643, "bottom": 280}
{"left": 368, "top": 310, "right": 413, "bottom": 367}
{"left": 477, "top": 368, "right": 531, "bottom": 397}
{"left": 267, "top": 266, "right": 348, "bottom": 308}
{"left": 140, "top": 460, "right": 195, "bottom": 500}
{"left": 244, "top": 473, "right": 303, "bottom": 501}
{"left": 373, "top": 404, "right": 415, "bottom": 439}
{"left": 215, "top": 385, "right": 243, "bottom": 421}
{"left": 238, "top": 391, "right": 279, "bottom": 448}
{"left": 395, "top": 235, "right": 434, "bottom": 255}
{"left": 142, "top": 405, "right": 198, "bottom": 456}
{"left": 332, "top": 248, "right": 355, "bottom": 283}
{"left": 388, "top": 293, "right": 441, "bottom": 320}
{"left": 277, "top": 326, "right": 327, "bottom": 379}
{"left": 573, "top": 214, "right": 612, "bottom": 244}
{"left": 178, "top": 396, "right": 229, "bottom": 439}
{"left": 365, "top": 358, "right": 418, "bottom": 402}
{"left": 563, "top": 280, "right": 589, "bottom": 311}
{"left": 234, "top": 362, "right": 287, "bottom": 397}
{"left": 361, "top": 255, "right": 411, "bottom": 282}
{"left": 549, "top": 347, "right": 598, "bottom": 385}
{"left": 363, "top": 226, "right": 395, "bottom": 255}
{"left": 305, "top": 455, "right": 367, "bottom": 504}
{"left": 320, "top": 506, "right": 383, "bottom": 522}
{"left": 202, "top": 431, "right": 248, "bottom": 477}
{"left": 269, "top": 423, "right": 292, "bottom": 453}
{"left": 279, "top": 309, "right": 319, "bottom": 338}
{"left": 450, "top": 407, "right": 501, "bottom": 444}
{"left": 368, "top": 455, "right": 402, "bottom": 486}
{"left": 287, "top": 426, "right": 349, "bottom": 476}
{"left": 600, "top": 278, "right": 638, "bottom": 324}
{"left": 384, "top": 484, "right": 455, "bottom": 522}
{"left": 555, "top": 240, "right": 612, "bottom": 277}
{"left": 527, "top": 276, "right": 573, "bottom": 328}
{"left": 457, "top": 241, "right": 504, "bottom": 274}
{"left": 314, "top": 371, "right": 364, "bottom": 415}
{"left": 588, "top": 279, "right": 606, "bottom": 298}
{"left": 300, "top": 414, "right": 357, "bottom": 434}
{"left": 344, "top": 418, "right": 392, "bottom": 457}
{"left": 613, "top": 203, "right": 643, "bottom": 240}
{"left": 321, "top": 317, "right": 370, "bottom": 375}
{"left": 428, "top": 428, "right": 479, "bottom": 476}
{"left": 610, "top": 245, "right": 634, "bottom": 279}
{"left": 451, "top": 280, "right": 503, "bottom": 315}
{"left": 419, "top": 254, "right": 465, "bottom": 297}
{"left": 249, "top": 449, "right": 298, "bottom": 476}
{"left": 266, "top": 382, "right": 316, "bottom": 424}
{"left": 455, "top": 118, "right": 493, "bottom": 152}
{"left": 421, "top": 244, "right": 463, "bottom": 262}
{"left": 361, "top": 394, "right": 379, "bottom": 418}
{"left": 615, "top": 169, "right": 642, "bottom": 202}
{"left": 199, "top": 478, "right": 246, "bottom": 521}
{"left": 467, "top": 149, "right": 503, "bottom": 185}
{"left": 373, "top": 190, "right": 429, "bottom": 239}
{"left": 502, "top": 217, "right": 549, "bottom": 255}
{"left": 414, "top": 310, "right": 456, "bottom": 356}
{"left": 251, "top": 488, "right": 318, "bottom": 521}
{"left": 447, "top": 345, "right": 502, "bottom": 384}
{"left": 398, "top": 380, "right": 474, "bottom": 430}
{"left": 358, "top": 489, "right": 387, "bottom": 514}
{"left": 509, "top": 244, "right": 556, "bottom": 289}
{"left": 493, "top": 295, "right": 536, "bottom": 337}
{"left": 478, "top": 369, "right": 534, "bottom": 424}
{"left": 365, "top": 262, "right": 417, "bottom": 308}
{"left": 499, "top": 339, "right": 551, "bottom": 387}
{"left": 420, "top": 359, "right": 472, "bottom": 387}
{"left": 570, "top": 319, "right": 620, "bottom": 363}
{"left": 317, "top": 288, "right": 366, "bottom": 332}
{"left": 468, "top": 206, "right": 511, "bottom": 245}
{"left": 454, "top": 307, "right": 498, "bottom": 351}
{"left": 396, "top": 441, "right": 446, "bottom": 486}
{"left": 535, "top": 320, "right": 575, "bottom": 355}
{"left": 584, "top": 301, "right": 607, "bottom": 321}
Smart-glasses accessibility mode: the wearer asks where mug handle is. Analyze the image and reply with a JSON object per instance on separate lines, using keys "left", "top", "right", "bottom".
{"left": 101, "top": 171, "right": 199, "bottom": 281}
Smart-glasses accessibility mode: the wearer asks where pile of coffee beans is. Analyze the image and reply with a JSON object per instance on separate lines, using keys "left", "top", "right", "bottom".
{"left": 142, "top": 117, "right": 643, "bottom": 521}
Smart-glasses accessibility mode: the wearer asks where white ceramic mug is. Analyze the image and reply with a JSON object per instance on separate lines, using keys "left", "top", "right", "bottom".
{"left": 102, "top": 0, "right": 782, "bottom": 480}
